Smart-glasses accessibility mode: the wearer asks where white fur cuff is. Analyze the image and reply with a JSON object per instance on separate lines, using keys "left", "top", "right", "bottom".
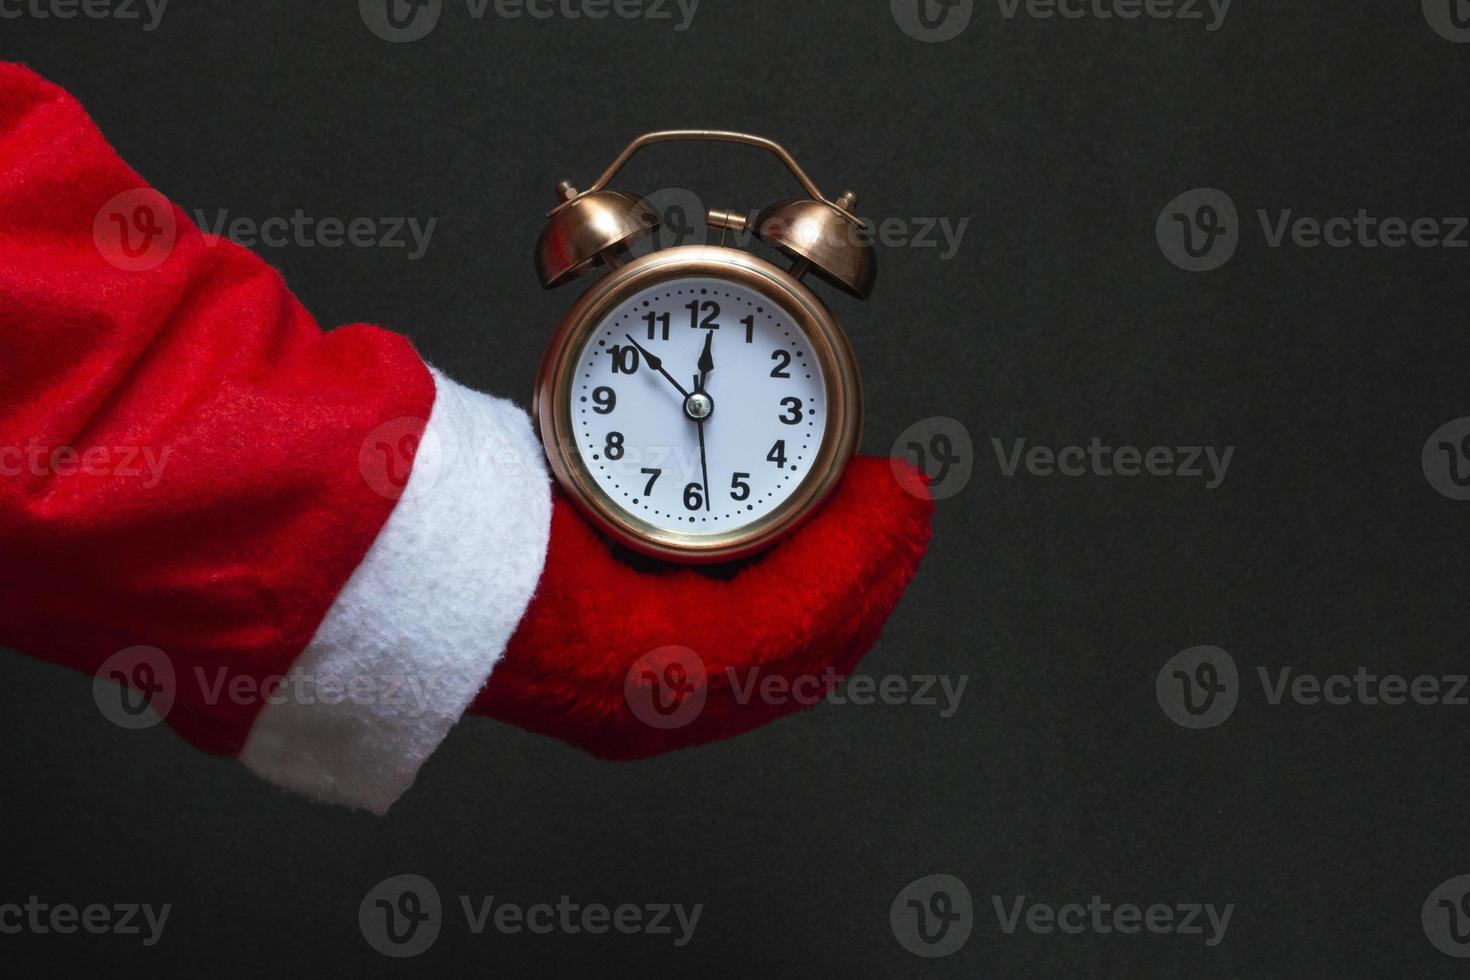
{"left": 239, "top": 369, "right": 552, "bottom": 813}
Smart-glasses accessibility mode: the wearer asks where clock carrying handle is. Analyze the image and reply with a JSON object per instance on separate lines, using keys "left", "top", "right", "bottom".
{"left": 547, "top": 129, "right": 862, "bottom": 226}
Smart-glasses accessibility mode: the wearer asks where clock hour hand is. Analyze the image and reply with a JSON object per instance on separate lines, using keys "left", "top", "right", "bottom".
{"left": 623, "top": 334, "right": 691, "bottom": 400}
{"left": 696, "top": 329, "right": 714, "bottom": 388}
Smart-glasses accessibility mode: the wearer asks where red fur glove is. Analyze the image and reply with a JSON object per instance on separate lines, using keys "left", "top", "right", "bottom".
{"left": 476, "top": 457, "right": 931, "bottom": 759}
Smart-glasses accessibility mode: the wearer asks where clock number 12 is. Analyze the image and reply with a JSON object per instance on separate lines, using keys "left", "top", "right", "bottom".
{"left": 686, "top": 300, "right": 720, "bottom": 330}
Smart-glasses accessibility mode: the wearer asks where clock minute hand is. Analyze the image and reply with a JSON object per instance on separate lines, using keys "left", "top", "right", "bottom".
{"left": 693, "top": 332, "right": 715, "bottom": 513}
{"left": 694, "top": 373, "right": 712, "bottom": 512}
{"left": 623, "top": 334, "right": 691, "bottom": 400}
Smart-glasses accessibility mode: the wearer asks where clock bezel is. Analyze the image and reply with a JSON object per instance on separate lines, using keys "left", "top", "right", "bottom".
{"left": 534, "top": 245, "right": 862, "bottom": 563}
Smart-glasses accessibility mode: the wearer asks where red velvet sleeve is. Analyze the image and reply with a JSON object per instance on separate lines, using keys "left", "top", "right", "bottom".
{"left": 0, "top": 62, "right": 437, "bottom": 754}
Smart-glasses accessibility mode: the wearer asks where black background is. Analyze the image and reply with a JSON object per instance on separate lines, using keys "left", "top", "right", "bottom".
{"left": 4, "top": 0, "right": 1470, "bottom": 976}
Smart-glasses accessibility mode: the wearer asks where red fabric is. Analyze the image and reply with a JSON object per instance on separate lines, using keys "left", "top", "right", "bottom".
{"left": 0, "top": 61, "right": 934, "bottom": 773}
{"left": 0, "top": 63, "right": 436, "bottom": 753}
{"left": 475, "top": 455, "right": 933, "bottom": 758}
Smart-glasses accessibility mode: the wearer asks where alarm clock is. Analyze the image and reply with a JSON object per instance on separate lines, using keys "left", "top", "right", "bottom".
{"left": 532, "top": 130, "right": 875, "bottom": 563}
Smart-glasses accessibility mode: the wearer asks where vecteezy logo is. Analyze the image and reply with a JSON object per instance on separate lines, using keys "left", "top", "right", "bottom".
{"left": 359, "top": 874, "right": 442, "bottom": 958}
{"left": 1157, "top": 645, "right": 1238, "bottom": 729}
{"left": 1157, "top": 188, "right": 1239, "bottom": 272}
{"left": 360, "top": 0, "right": 442, "bottom": 42}
{"left": 1422, "top": 418, "right": 1470, "bottom": 500}
{"left": 890, "top": 874, "right": 973, "bottom": 958}
{"left": 1423, "top": 875, "right": 1470, "bottom": 957}
{"left": 624, "top": 646, "right": 707, "bottom": 730}
{"left": 92, "top": 646, "right": 176, "bottom": 730}
{"left": 664, "top": 205, "right": 697, "bottom": 245}
{"left": 640, "top": 187, "right": 708, "bottom": 249}
{"left": 1424, "top": 0, "right": 1470, "bottom": 42}
{"left": 360, "top": 416, "right": 444, "bottom": 502}
{"left": 891, "top": 417, "right": 975, "bottom": 501}
{"left": 891, "top": 0, "right": 974, "bottom": 43}
{"left": 93, "top": 189, "right": 177, "bottom": 273}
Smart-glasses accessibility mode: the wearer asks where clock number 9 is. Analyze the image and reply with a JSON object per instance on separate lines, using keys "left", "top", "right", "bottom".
{"left": 592, "top": 386, "right": 616, "bottom": 414}
{"left": 778, "top": 397, "right": 803, "bottom": 425}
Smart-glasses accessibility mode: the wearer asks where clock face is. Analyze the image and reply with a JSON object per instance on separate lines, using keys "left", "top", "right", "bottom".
{"left": 567, "top": 275, "right": 828, "bottom": 537}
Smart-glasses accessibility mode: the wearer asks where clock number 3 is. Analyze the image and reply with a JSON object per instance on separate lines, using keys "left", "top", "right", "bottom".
{"left": 779, "top": 397, "right": 803, "bottom": 425}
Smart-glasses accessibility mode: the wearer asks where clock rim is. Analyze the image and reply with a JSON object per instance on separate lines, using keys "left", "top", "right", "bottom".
{"left": 534, "top": 245, "right": 863, "bottom": 564}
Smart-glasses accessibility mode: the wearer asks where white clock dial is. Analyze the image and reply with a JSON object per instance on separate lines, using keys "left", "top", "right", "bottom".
{"left": 569, "top": 276, "right": 827, "bottom": 536}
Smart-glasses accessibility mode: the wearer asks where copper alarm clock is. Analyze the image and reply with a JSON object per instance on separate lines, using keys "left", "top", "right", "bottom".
{"left": 532, "top": 130, "right": 875, "bottom": 563}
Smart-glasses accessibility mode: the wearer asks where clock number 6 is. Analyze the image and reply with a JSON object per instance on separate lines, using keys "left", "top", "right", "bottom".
{"left": 683, "top": 482, "right": 704, "bottom": 511}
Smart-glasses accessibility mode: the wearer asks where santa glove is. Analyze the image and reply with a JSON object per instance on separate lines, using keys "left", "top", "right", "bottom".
{"left": 475, "top": 460, "right": 930, "bottom": 759}
{"left": 0, "top": 63, "right": 931, "bottom": 814}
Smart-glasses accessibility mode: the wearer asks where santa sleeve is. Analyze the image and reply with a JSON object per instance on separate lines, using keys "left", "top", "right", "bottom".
{"left": 0, "top": 62, "right": 551, "bottom": 813}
